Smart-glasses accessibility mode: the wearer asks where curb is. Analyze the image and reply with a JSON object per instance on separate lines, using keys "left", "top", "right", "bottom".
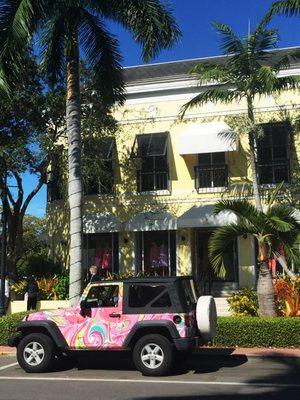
{"left": 195, "top": 347, "right": 300, "bottom": 358}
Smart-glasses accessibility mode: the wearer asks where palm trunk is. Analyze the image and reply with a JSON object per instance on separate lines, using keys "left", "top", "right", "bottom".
{"left": 257, "top": 243, "right": 276, "bottom": 317}
{"left": 66, "top": 23, "right": 83, "bottom": 305}
{"left": 247, "top": 96, "right": 263, "bottom": 212}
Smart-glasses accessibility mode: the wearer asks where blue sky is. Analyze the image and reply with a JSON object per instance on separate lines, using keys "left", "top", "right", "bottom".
{"left": 24, "top": 0, "right": 300, "bottom": 217}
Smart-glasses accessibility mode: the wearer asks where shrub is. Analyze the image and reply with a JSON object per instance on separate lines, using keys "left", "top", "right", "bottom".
{"left": 274, "top": 277, "right": 300, "bottom": 317}
{"left": 37, "top": 276, "right": 59, "bottom": 300}
{"left": 211, "top": 317, "right": 300, "bottom": 348}
{"left": 12, "top": 276, "right": 61, "bottom": 300}
{"left": 227, "top": 288, "right": 259, "bottom": 316}
{"left": 0, "top": 312, "right": 28, "bottom": 345}
{"left": 16, "top": 248, "right": 62, "bottom": 279}
{"left": 54, "top": 273, "right": 69, "bottom": 300}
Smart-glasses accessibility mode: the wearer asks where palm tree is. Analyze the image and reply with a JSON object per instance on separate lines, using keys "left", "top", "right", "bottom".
{"left": 0, "top": 1, "right": 180, "bottom": 304}
{"left": 180, "top": 21, "right": 299, "bottom": 211}
{"left": 209, "top": 198, "right": 300, "bottom": 317}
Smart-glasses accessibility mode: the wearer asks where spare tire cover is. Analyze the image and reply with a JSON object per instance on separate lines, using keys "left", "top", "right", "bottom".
{"left": 196, "top": 296, "right": 217, "bottom": 342}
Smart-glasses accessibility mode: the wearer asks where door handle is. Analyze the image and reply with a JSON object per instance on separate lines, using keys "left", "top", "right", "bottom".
{"left": 109, "top": 312, "right": 121, "bottom": 318}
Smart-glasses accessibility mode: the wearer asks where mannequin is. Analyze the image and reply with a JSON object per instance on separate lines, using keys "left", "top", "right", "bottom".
{"left": 158, "top": 243, "right": 168, "bottom": 276}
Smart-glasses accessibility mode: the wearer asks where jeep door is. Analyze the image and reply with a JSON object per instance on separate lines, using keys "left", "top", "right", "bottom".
{"left": 79, "top": 283, "right": 127, "bottom": 350}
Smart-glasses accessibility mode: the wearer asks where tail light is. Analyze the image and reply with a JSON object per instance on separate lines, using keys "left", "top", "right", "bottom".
{"left": 184, "top": 315, "right": 191, "bottom": 327}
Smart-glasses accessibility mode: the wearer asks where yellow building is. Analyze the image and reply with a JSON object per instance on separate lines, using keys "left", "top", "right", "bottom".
{"left": 47, "top": 47, "right": 300, "bottom": 298}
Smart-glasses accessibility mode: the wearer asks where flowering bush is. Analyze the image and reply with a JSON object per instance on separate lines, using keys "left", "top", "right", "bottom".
{"left": 274, "top": 277, "right": 300, "bottom": 317}
{"left": 227, "top": 288, "right": 259, "bottom": 316}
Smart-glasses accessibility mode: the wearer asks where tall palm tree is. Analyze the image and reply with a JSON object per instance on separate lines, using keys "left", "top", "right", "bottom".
{"left": 180, "top": 21, "right": 299, "bottom": 211}
{"left": 209, "top": 198, "right": 300, "bottom": 316}
{"left": 0, "top": 0, "right": 180, "bottom": 304}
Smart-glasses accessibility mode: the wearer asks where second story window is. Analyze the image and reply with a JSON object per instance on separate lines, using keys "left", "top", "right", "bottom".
{"left": 83, "top": 137, "right": 115, "bottom": 195}
{"left": 195, "top": 152, "right": 228, "bottom": 190}
{"left": 136, "top": 132, "right": 169, "bottom": 192}
{"left": 256, "top": 123, "right": 290, "bottom": 185}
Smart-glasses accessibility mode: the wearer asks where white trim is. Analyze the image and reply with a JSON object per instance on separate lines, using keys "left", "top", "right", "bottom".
{"left": 126, "top": 78, "right": 198, "bottom": 94}
{"left": 197, "top": 186, "right": 228, "bottom": 194}
{"left": 138, "top": 189, "right": 171, "bottom": 196}
{"left": 119, "top": 103, "right": 300, "bottom": 124}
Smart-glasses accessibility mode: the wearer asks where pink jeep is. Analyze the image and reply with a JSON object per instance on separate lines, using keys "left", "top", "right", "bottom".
{"left": 9, "top": 277, "right": 217, "bottom": 376}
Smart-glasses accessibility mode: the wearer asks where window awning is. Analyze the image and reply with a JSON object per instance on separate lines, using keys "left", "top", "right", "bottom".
{"left": 132, "top": 132, "right": 168, "bottom": 158}
{"left": 177, "top": 205, "right": 237, "bottom": 228}
{"left": 179, "top": 122, "right": 237, "bottom": 155}
{"left": 125, "top": 210, "right": 177, "bottom": 231}
{"left": 83, "top": 213, "right": 121, "bottom": 233}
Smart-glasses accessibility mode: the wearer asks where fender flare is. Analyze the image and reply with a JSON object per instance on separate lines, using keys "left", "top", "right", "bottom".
{"left": 123, "top": 320, "right": 179, "bottom": 349}
{"left": 17, "top": 320, "right": 69, "bottom": 350}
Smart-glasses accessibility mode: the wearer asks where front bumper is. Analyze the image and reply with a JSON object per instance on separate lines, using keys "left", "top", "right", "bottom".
{"left": 7, "top": 332, "right": 22, "bottom": 347}
{"left": 173, "top": 336, "right": 199, "bottom": 352}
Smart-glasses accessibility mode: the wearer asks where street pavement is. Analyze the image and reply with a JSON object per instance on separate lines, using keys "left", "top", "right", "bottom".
{"left": 0, "top": 352, "right": 299, "bottom": 400}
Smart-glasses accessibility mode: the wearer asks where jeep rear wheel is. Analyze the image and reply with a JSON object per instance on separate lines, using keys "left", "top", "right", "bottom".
{"left": 17, "top": 333, "right": 55, "bottom": 373}
{"left": 133, "top": 334, "right": 173, "bottom": 376}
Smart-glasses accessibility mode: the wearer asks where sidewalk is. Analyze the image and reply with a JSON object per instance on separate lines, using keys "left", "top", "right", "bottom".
{"left": 1, "top": 345, "right": 300, "bottom": 357}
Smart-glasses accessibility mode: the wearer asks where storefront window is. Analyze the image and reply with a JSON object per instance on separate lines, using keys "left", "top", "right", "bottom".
{"left": 83, "top": 233, "right": 119, "bottom": 278}
{"left": 135, "top": 230, "right": 176, "bottom": 276}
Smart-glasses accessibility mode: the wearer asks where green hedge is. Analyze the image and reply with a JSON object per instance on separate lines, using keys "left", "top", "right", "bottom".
{"left": 212, "top": 317, "right": 300, "bottom": 348}
{"left": 0, "top": 312, "right": 28, "bottom": 346}
{"left": 1, "top": 313, "right": 300, "bottom": 348}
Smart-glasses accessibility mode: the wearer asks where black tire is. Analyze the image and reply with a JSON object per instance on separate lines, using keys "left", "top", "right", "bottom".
{"left": 17, "top": 333, "right": 55, "bottom": 373}
{"left": 133, "top": 334, "right": 173, "bottom": 376}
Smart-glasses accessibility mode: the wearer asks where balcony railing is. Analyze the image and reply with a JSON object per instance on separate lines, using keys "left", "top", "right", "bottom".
{"left": 137, "top": 170, "right": 169, "bottom": 192}
{"left": 257, "top": 161, "right": 290, "bottom": 185}
{"left": 194, "top": 164, "right": 228, "bottom": 190}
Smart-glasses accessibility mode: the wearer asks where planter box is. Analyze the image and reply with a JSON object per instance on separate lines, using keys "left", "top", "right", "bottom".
{"left": 8, "top": 300, "right": 70, "bottom": 315}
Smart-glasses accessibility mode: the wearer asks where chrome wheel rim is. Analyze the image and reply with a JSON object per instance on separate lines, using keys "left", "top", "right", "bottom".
{"left": 23, "top": 341, "right": 45, "bottom": 366}
{"left": 141, "top": 343, "right": 164, "bottom": 369}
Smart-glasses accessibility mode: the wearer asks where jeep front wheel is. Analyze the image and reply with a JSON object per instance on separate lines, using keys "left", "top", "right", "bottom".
{"left": 133, "top": 334, "right": 173, "bottom": 376}
{"left": 17, "top": 333, "right": 55, "bottom": 373}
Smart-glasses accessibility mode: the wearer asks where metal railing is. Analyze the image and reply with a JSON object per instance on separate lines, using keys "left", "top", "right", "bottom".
{"left": 194, "top": 164, "right": 228, "bottom": 190}
{"left": 137, "top": 170, "right": 169, "bottom": 192}
{"left": 257, "top": 161, "right": 290, "bottom": 185}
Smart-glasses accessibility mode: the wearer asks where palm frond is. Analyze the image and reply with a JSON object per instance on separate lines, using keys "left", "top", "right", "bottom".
{"left": 268, "top": 0, "right": 300, "bottom": 17}
{"left": 94, "top": 0, "right": 181, "bottom": 62}
{"left": 179, "top": 88, "right": 240, "bottom": 119}
{"left": 190, "top": 63, "right": 230, "bottom": 84}
{"left": 209, "top": 223, "right": 250, "bottom": 278}
{"left": 79, "top": 9, "right": 125, "bottom": 106}
{"left": 213, "top": 21, "right": 244, "bottom": 55}
{"left": 267, "top": 182, "right": 285, "bottom": 209}
{"left": 272, "top": 76, "right": 300, "bottom": 92}
{"left": 214, "top": 199, "right": 263, "bottom": 229}
{"left": 40, "top": 13, "right": 66, "bottom": 87}
{"left": 0, "top": 0, "right": 47, "bottom": 90}
{"left": 266, "top": 204, "right": 300, "bottom": 233}
{"left": 248, "top": 27, "right": 278, "bottom": 56}
{"left": 273, "top": 50, "right": 300, "bottom": 71}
